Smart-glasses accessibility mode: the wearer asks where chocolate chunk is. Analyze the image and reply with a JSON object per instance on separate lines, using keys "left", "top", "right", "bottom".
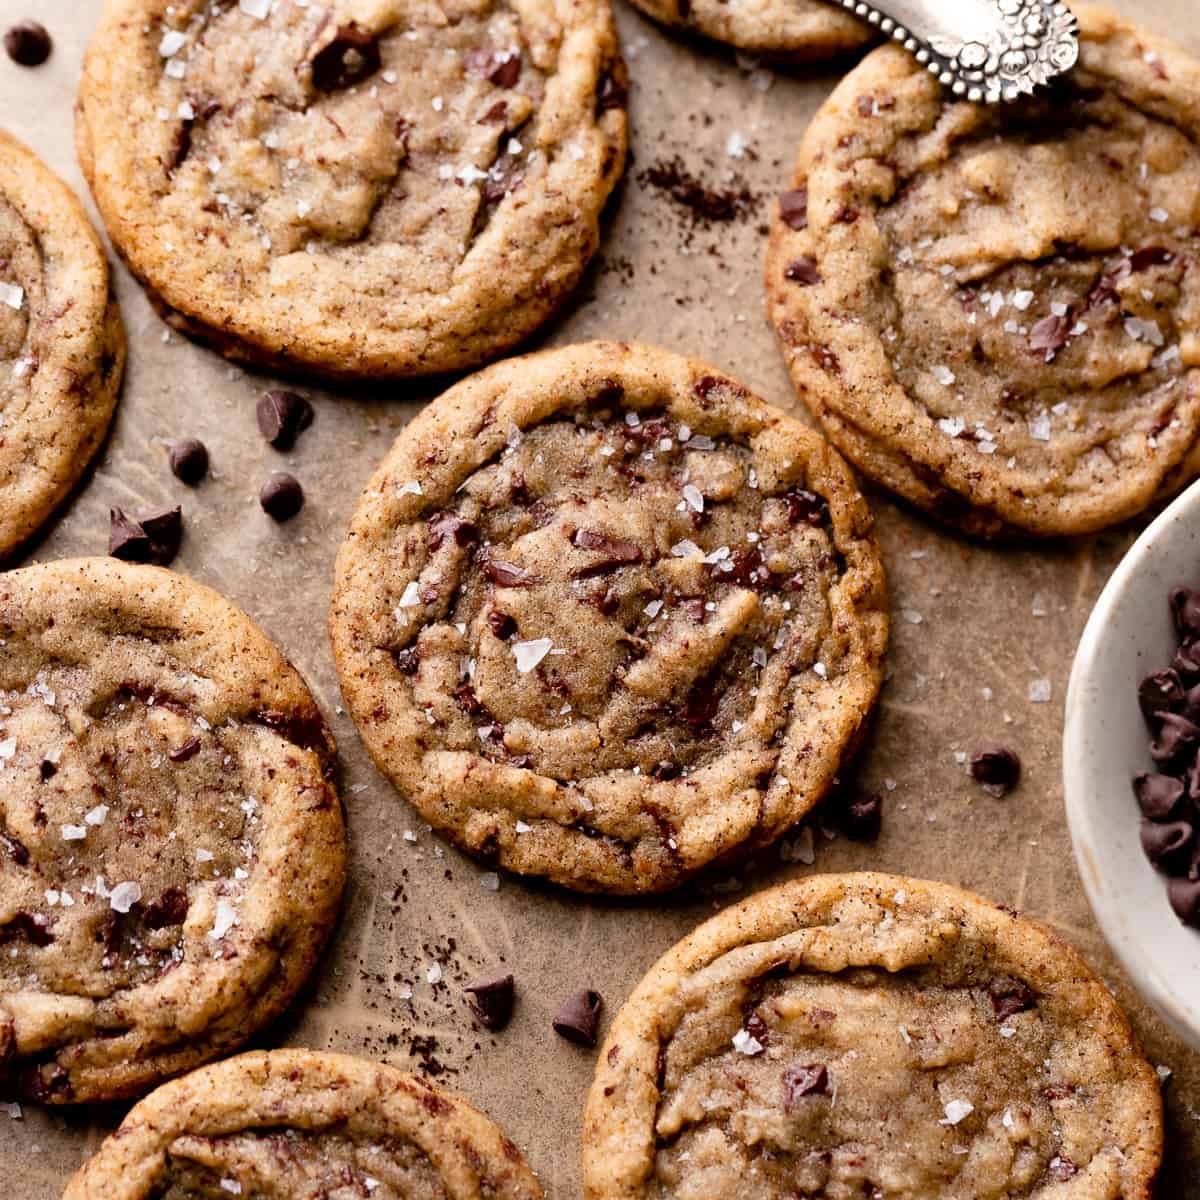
{"left": 168, "top": 736, "right": 202, "bottom": 763}
{"left": 744, "top": 1013, "right": 769, "bottom": 1046}
{"left": 465, "top": 973, "right": 515, "bottom": 1031}
{"left": 38, "top": 759, "right": 57, "bottom": 783}
{"left": 310, "top": 23, "right": 381, "bottom": 91}
{"left": 782, "top": 1063, "right": 829, "bottom": 1105}
{"left": 256, "top": 389, "right": 314, "bottom": 450}
{"left": 0, "top": 912, "right": 53, "bottom": 947}
{"left": 778, "top": 187, "right": 809, "bottom": 231}
{"left": 785, "top": 256, "right": 822, "bottom": 286}
{"left": 487, "top": 610, "right": 517, "bottom": 640}
{"left": 395, "top": 647, "right": 419, "bottom": 675}
{"left": 1150, "top": 712, "right": 1200, "bottom": 767}
{"left": 596, "top": 71, "right": 627, "bottom": 114}
{"left": 1171, "top": 587, "right": 1200, "bottom": 639}
{"left": 428, "top": 512, "right": 479, "bottom": 550}
{"left": 1028, "top": 314, "right": 1070, "bottom": 358}
{"left": 826, "top": 788, "right": 883, "bottom": 841}
{"left": 482, "top": 557, "right": 540, "bottom": 588}
{"left": 463, "top": 49, "right": 521, "bottom": 88}
{"left": 784, "top": 490, "right": 826, "bottom": 526}
{"left": 1130, "top": 246, "right": 1174, "bottom": 273}
{"left": 0, "top": 831, "right": 28, "bottom": 865}
{"left": 141, "top": 887, "right": 189, "bottom": 930}
{"left": 1175, "top": 638, "right": 1200, "bottom": 683}
{"left": 552, "top": 989, "right": 603, "bottom": 1047}
{"left": 1168, "top": 876, "right": 1200, "bottom": 926}
{"left": 1134, "top": 772, "right": 1186, "bottom": 821}
{"left": 990, "top": 979, "right": 1037, "bottom": 1021}
{"left": 1141, "top": 819, "right": 1194, "bottom": 871}
{"left": 969, "top": 746, "right": 1021, "bottom": 797}
{"left": 571, "top": 528, "right": 643, "bottom": 575}
{"left": 4, "top": 21, "right": 51, "bottom": 66}
{"left": 168, "top": 438, "right": 209, "bottom": 485}
{"left": 1048, "top": 1158, "right": 1079, "bottom": 1182}
{"left": 1140, "top": 669, "right": 1184, "bottom": 721}
{"left": 109, "top": 506, "right": 183, "bottom": 567}
{"left": 259, "top": 473, "right": 305, "bottom": 522}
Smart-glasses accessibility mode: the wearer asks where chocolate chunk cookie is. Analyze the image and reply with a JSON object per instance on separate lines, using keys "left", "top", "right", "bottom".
{"left": 330, "top": 343, "right": 887, "bottom": 894}
{"left": 0, "top": 130, "right": 124, "bottom": 561}
{"left": 624, "top": 0, "right": 868, "bottom": 60}
{"left": 0, "top": 559, "right": 345, "bottom": 1104}
{"left": 767, "top": 6, "right": 1200, "bottom": 538}
{"left": 583, "top": 873, "right": 1163, "bottom": 1199}
{"left": 76, "top": 0, "right": 626, "bottom": 381}
{"left": 63, "top": 1050, "right": 543, "bottom": 1198}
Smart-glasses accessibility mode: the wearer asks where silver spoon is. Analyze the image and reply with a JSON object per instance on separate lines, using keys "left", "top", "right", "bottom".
{"left": 831, "top": 0, "right": 1080, "bottom": 103}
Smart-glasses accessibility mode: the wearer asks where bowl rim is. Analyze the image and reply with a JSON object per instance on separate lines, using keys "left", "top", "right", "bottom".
{"left": 1065, "top": 478, "right": 1200, "bottom": 1052}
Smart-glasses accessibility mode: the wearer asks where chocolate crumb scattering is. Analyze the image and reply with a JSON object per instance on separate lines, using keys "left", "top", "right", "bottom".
{"left": 639, "top": 158, "right": 758, "bottom": 225}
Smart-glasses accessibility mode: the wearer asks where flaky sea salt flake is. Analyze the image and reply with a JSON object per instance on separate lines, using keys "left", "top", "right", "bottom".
{"left": 513, "top": 638, "right": 552, "bottom": 674}
{"left": 110, "top": 882, "right": 143, "bottom": 914}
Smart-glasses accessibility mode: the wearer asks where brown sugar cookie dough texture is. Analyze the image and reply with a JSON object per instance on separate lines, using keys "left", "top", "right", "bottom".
{"left": 330, "top": 342, "right": 887, "bottom": 894}
{"left": 767, "top": 5, "right": 1200, "bottom": 538}
{"left": 0, "top": 559, "right": 345, "bottom": 1104}
{"left": 624, "top": 0, "right": 869, "bottom": 60}
{"left": 75, "top": 0, "right": 627, "bottom": 381}
{"left": 63, "top": 1050, "right": 544, "bottom": 1199}
{"left": 583, "top": 873, "right": 1164, "bottom": 1200}
{"left": 0, "top": 131, "right": 123, "bottom": 561}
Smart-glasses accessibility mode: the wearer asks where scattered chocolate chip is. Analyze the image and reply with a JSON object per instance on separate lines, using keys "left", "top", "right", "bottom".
{"left": 1134, "top": 772, "right": 1186, "bottom": 821}
{"left": 482, "top": 557, "right": 540, "bottom": 588}
{"left": 168, "top": 438, "right": 209, "bottom": 485}
{"left": 109, "top": 506, "right": 183, "bottom": 567}
{"left": 1171, "top": 587, "right": 1200, "bottom": 639}
{"left": 1175, "top": 638, "right": 1200, "bottom": 683}
{"left": 1141, "top": 819, "right": 1194, "bottom": 871}
{"left": 552, "top": 989, "right": 603, "bottom": 1047}
{"left": 969, "top": 746, "right": 1021, "bottom": 797}
{"left": 4, "top": 21, "right": 51, "bottom": 67}
{"left": 259, "top": 473, "right": 305, "bottom": 522}
{"left": 1150, "top": 712, "right": 1200, "bottom": 767}
{"left": 778, "top": 187, "right": 809, "bottom": 231}
{"left": 465, "top": 973, "right": 515, "bottom": 1031}
{"left": 310, "top": 23, "right": 381, "bottom": 91}
{"left": 1168, "top": 876, "right": 1200, "bottom": 926}
{"left": 487, "top": 610, "right": 517, "bottom": 640}
{"left": 1140, "top": 669, "right": 1184, "bottom": 721}
{"left": 785, "top": 256, "right": 822, "bottom": 286}
{"left": 782, "top": 1063, "right": 829, "bottom": 1105}
{"left": 168, "top": 736, "right": 202, "bottom": 763}
{"left": 990, "top": 979, "right": 1037, "bottom": 1021}
{"left": 824, "top": 787, "right": 883, "bottom": 841}
{"left": 256, "top": 389, "right": 314, "bottom": 450}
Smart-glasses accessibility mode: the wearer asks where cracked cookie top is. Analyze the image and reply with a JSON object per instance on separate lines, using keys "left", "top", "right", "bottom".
{"left": 767, "top": 5, "right": 1200, "bottom": 538}
{"left": 583, "top": 873, "right": 1163, "bottom": 1200}
{"left": 330, "top": 343, "right": 887, "bottom": 894}
{"left": 0, "top": 559, "right": 345, "bottom": 1103}
{"left": 63, "top": 1050, "right": 543, "bottom": 1199}
{"left": 0, "top": 131, "right": 124, "bottom": 561}
{"left": 76, "top": 0, "right": 626, "bottom": 380}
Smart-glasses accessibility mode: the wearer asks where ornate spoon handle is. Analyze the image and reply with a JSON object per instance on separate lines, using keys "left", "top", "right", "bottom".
{"left": 833, "top": 0, "right": 1079, "bottom": 103}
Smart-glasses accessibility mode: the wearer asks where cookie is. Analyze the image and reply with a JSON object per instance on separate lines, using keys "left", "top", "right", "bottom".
{"left": 623, "top": 0, "right": 869, "bottom": 60}
{"left": 330, "top": 342, "right": 887, "bottom": 894}
{"left": 767, "top": 5, "right": 1200, "bottom": 539}
{"left": 63, "top": 1049, "right": 543, "bottom": 1199}
{"left": 0, "top": 558, "right": 345, "bottom": 1104}
{"left": 583, "top": 873, "right": 1164, "bottom": 1199}
{"left": 0, "top": 130, "right": 124, "bottom": 560}
{"left": 76, "top": 0, "right": 627, "bottom": 381}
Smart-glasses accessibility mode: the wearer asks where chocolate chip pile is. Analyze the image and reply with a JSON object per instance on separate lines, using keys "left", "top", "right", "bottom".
{"left": 1135, "top": 586, "right": 1200, "bottom": 926}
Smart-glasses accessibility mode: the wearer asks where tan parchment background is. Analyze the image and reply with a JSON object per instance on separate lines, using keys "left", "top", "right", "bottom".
{"left": 2, "top": 0, "right": 1199, "bottom": 1194}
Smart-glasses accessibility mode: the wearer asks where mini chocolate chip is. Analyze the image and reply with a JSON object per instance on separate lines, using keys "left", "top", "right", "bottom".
{"left": 1169, "top": 876, "right": 1200, "bottom": 926}
{"left": 1142, "top": 819, "right": 1194, "bottom": 871}
{"left": 168, "top": 438, "right": 208, "bottom": 485}
{"left": 1134, "top": 772, "right": 1186, "bottom": 821}
{"left": 785, "top": 256, "right": 822, "bottom": 286}
{"left": 990, "top": 979, "right": 1036, "bottom": 1021}
{"left": 4, "top": 21, "right": 51, "bottom": 67}
{"left": 1171, "top": 587, "right": 1200, "bottom": 639}
{"left": 553, "top": 989, "right": 603, "bottom": 1047}
{"left": 109, "top": 506, "right": 183, "bottom": 567}
{"left": 782, "top": 1063, "right": 829, "bottom": 1106}
{"left": 38, "top": 759, "right": 57, "bottom": 782}
{"left": 259, "top": 473, "right": 304, "bottom": 522}
{"left": 465, "top": 973, "right": 515, "bottom": 1031}
{"left": 310, "top": 23, "right": 381, "bottom": 90}
{"left": 969, "top": 746, "right": 1021, "bottom": 796}
{"left": 778, "top": 187, "right": 809, "bottom": 231}
{"left": 1150, "top": 712, "right": 1200, "bottom": 767}
{"left": 488, "top": 611, "right": 517, "bottom": 640}
{"left": 1140, "top": 669, "right": 1184, "bottom": 721}
{"left": 256, "top": 389, "right": 314, "bottom": 449}
{"left": 168, "top": 736, "right": 202, "bottom": 763}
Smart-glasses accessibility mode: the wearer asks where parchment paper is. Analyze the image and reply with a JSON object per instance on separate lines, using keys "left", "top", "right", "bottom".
{"left": 2, "top": 0, "right": 1198, "bottom": 1193}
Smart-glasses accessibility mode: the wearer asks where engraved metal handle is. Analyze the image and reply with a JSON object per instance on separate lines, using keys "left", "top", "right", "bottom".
{"left": 832, "top": 0, "right": 1079, "bottom": 103}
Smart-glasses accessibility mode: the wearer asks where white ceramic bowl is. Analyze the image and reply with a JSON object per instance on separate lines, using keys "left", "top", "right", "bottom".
{"left": 1066, "top": 480, "right": 1200, "bottom": 1051}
